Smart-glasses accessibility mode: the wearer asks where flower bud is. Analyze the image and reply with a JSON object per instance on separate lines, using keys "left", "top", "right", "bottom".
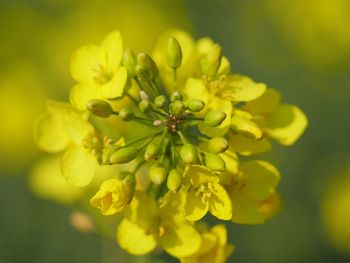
{"left": 144, "top": 138, "right": 161, "bottom": 160}
{"left": 187, "top": 99, "right": 205, "bottom": 112}
{"left": 102, "top": 145, "right": 117, "bottom": 164}
{"left": 204, "top": 111, "right": 226, "bottom": 127}
{"left": 135, "top": 64, "right": 152, "bottom": 81}
{"left": 180, "top": 144, "right": 199, "bottom": 164}
{"left": 122, "top": 48, "right": 137, "bottom": 77}
{"left": 86, "top": 99, "right": 113, "bottom": 118}
{"left": 90, "top": 178, "right": 133, "bottom": 215}
{"left": 166, "top": 37, "right": 182, "bottom": 69}
{"left": 137, "top": 53, "right": 159, "bottom": 80}
{"left": 139, "top": 100, "right": 152, "bottom": 113}
{"left": 231, "top": 116, "right": 263, "bottom": 140}
{"left": 154, "top": 95, "right": 167, "bottom": 109}
{"left": 170, "top": 91, "right": 183, "bottom": 102}
{"left": 149, "top": 163, "right": 168, "bottom": 185}
{"left": 119, "top": 107, "right": 134, "bottom": 121}
{"left": 167, "top": 169, "right": 182, "bottom": 192}
{"left": 208, "top": 137, "right": 229, "bottom": 154}
{"left": 199, "top": 44, "right": 222, "bottom": 77}
{"left": 109, "top": 146, "right": 138, "bottom": 164}
{"left": 204, "top": 153, "right": 226, "bottom": 172}
{"left": 171, "top": 100, "right": 186, "bottom": 116}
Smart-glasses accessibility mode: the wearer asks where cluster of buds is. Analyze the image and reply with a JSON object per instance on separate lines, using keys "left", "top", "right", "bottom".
{"left": 35, "top": 29, "right": 307, "bottom": 262}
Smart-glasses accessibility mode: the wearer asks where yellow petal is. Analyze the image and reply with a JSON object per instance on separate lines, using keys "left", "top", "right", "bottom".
{"left": 199, "top": 97, "right": 232, "bottom": 137}
{"left": 231, "top": 192, "right": 265, "bottom": 224}
{"left": 160, "top": 223, "right": 201, "bottom": 258}
{"left": 209, "top": 183, "right": 232, "bottom": 220}
{"left": 61, "top": 145, "right": 98, "bottom": 187}
{"left": 240, "top": 160, "right": 280, "bottom": 200}
{"left": 100, "top": 66, "right": 127, "bottom": 99}
{"left": 184, "top": 165, "right": 219, "bottom": 187}
{"left": 220, "top": 150, "right": 239, "bottom": 175}
{"left": 101, "top": 30, "right": 123, "bottom": 70}
{"left": 116, "top": 219, "right": 156, "bottom": 255}
{"left": 184, "top": 187, "right": 209, "bottom": 221}
{"left": 243, "top": 88, "right": 281, "bottom": 115}
{"left": 69, "top": 83, "right": 102, "bottom": 111}
{"left": 229, "top": 134, "right": 271, "bottom": 156}
{"left": 69, "top": 44, "right": 105, "bottom": 83}
{"left": 210, "top": 224, "right": 228, "bottom": 246}
{"left": 230, "top": 115, "right": 263, "bottom": 140}
{"left": 183, "top": 78, "right": 209, "bottom": 105}
{"left": 265, "top": 104, "right": 308, "bottom": 146}
{"left": 220, "top": 75, "right": 266, "bottom": 102}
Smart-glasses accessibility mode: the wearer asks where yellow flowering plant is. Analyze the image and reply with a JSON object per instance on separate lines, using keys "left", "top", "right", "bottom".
{"left": 34, "top": 29, "right": 307, "bottom": 262}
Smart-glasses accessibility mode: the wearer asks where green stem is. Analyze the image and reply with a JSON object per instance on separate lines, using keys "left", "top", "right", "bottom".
{"left": 177, "top": 130, "right": 189, "bottom": 144}
{"left": 126, "top": 92, "right": 139, "bottom": 107}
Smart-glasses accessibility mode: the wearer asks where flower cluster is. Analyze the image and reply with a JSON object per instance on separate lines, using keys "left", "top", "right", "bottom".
{"left": 35, "top": 29, "right": 307, "bottom": 261}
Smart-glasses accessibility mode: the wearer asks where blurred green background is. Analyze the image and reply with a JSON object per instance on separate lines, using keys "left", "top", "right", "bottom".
{"left": 1, "top": 0, "right": 350, "bottom": 262}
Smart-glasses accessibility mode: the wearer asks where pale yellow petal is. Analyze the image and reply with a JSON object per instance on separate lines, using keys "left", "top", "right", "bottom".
{"left": 243, "top": 88, "right": 281, "bottom": 115}
{"left": 209, "top": 183, "right": 232, "bottom": 220}
{"left": 100, "top": 66, "right": 127, "bottom": 99}
{"left": 101, "top": 30, "right": 123, "bottom": 70}
{"left": 183, "top": 78, "right": 209, "bottom": 104}
{"left": 184, "top": 188, "right": 209, "bottom": 221}
{"left": 184, "top": 165, "right": 219, "bottom": 187}
{"left": 69, "top": 83, "right": 102, "bottom": 111}
{"left": 229, "top": 134, "right": 271, "bottom": 156}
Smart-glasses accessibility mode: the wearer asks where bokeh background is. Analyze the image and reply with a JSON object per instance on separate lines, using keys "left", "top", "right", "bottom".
{"left": 1, "top": 0, "right": 350, "bottom": 262}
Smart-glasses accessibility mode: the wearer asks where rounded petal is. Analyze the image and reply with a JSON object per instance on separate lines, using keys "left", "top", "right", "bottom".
{"left": 184, "top": 165, "right": 219, "bottom": 187}
{"left": 243, "top": 88, "right": 281, "bottom": 115}
{"left": 209, "top": 183, "right": 232, "bottom": 220}
{"left": 61, "top": 145, "right": 98, "bottom": 187}
{"left": 69, "top": 83, "right": 102, "bottom": 111}
{"left": 220, "top": 150, "right": 239, "bottom": 175}
{"left": 221, "top": 75, "right": 266, "bottom": 102}
{"left": 101, "top": 30, "right": 123, "bottom": 70}
{"left": 69, "top": 44, "right": 105, "bottom": 83}
{"left": 229, "top": 134, "right": 272, "bottom": 156}
{"left": 117, "top": 219, "right": 156, "bottom": 255}
{"left": 100, "top": 66, "right": 127, "bottom": 99}
{"left": 183, "top": 78, "right": 209, "bottom": 105}
{"left": 265, "top": 104, "right": 308, "bottom": 146}
{"left": 231, "top": 192, "right": 265, "bottom": 224}
{"left": 184, "top": 188, "right": 209, "bottom": 221}
{"left": 160, "top": 223, "right": 201, "bottom": 258}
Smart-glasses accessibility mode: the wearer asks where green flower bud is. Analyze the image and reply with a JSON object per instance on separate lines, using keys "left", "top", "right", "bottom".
{"left": 166, "top": 37, "right": 182, "bottom": 69}
{"left": 170, "top": 91, "right": 183, "bottom": 102}
{"left": 208, "top": 137, "right": 229, "bottom": 154}
{"left": 119, "top": 107, "right": 134, "bottom": 121}
{"left": 204, "top": 153, "right": 226, "bottom": 172}
{"left": 122, "top": 48, "right": 137, "bottom": 77}
{"left": 149, "top": 163, "right": 168, "bottom": 185}
{"left": 135, "top": 64, "right": 152, "bottom": 82}
{"left": 180, "top": 144, "right": 198, "bottom": 164}
{"left": 171, "top": 100, "right": 186, "bottom": 116}
{"left": 187, "top": 99, "right": 205, "bottom": 112}
{"left": 231, "top": 116, "right": 263, "bottom": 140}
{"left": 137, "top": 53, "right": 159, "bottom": 80}
{"left": 139, "top": 100, "right": 152, "bottom": 113}
{"left": 167, "top": 169, "right": 182, "bottom": 193}
{"left": 204, "top": 110, "right": 226, "bottom": 127}
{"left": 154, "top": 95, "right": 167, "bottom": 109}
{"left": 144, "top": 138, "right": 161, "bottom": 160}
{"left": 101, "top": 145, "right": 117, "bottom": 164}
{"left": 109, "top": 146, "right": 138, "bottom": 164}
{"left": 86, "top": 99, "right": 113, "bottom": 118}
{"left": 200, "top": 44, "right": 222, "bottom": 77}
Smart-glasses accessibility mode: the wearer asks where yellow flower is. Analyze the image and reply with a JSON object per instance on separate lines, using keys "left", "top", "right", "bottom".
{"left": 225, "top": 160, "right": 280, "bottom": 224}
{"left": 34, "top": 100, "right": 100, "bottom": 187}
{"left": 90, "top": 177, "right": 133, "bottom": 215}
{"left": 69, "top": 31, "right": 127, "bottom": 110}
{"left": 117, "top": 191, "right": 201, "bottom": 257}
{"left": 180, "top": 224, "right": 235, "bottom": 263}
{"left": 183, "top": 165, "right": 232, "bottom": 221}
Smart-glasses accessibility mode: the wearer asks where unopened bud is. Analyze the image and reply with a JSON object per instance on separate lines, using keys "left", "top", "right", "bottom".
{"left": 149, "top": 163, "right": 168, "bottom": 185}
{"left": 180, "top": 144, "right": 198, "bottom": 164}
{"left": 166, "top": 37, "right": 182, "bottom": 69}
{"left": 86, "top": 99, "right": 113, "bottom": 118}
{"left": 231, "top": 116, "right": 263, "bottom": 140}
{"left": 122, "top": 48, "right": 137, "bottom": 77}
{"left": 109, "top": 146, "right": 138, "bottom": 164}
{"left": 154, "top": 95, "right": 167, "bottom": 108}
{"left": 139, "top": 90, "right": 149, "bottom": 101}
{"left": 170, "top": 91, "right": 183, "bottom": 102}
{"left": 136, "top": 64, "right": 152, "bottom": 81}
{"left": 204, "top": 153, "right": 226, "bottom": 172}
{"left": 144, "top": 138, "right": 161, "bottom": 160}
{"left": 171, "top": 100, "right": 186, "bottom": 116}
{"left": 137, "top": 53, "right": 159, "bottom": 80}
{"left": 139, "top": 100, "right": 152, "bottom": 113}
{"left": 187, "top": 99, "right": 205, "bottom": 112}
{"left": 208, "top": 137, "right": 229, "bottom": 154}
{"left": 200, "top": 44, "right": 222, "bottom": 77}
{"left": 167, "top": 169, "right": 182, "bottom": 192}
{"left": 119, "top": 107, "right": 134, "bottom": 121}
{"left": 204, "top": 111, "right": 226, "bottom": 127}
